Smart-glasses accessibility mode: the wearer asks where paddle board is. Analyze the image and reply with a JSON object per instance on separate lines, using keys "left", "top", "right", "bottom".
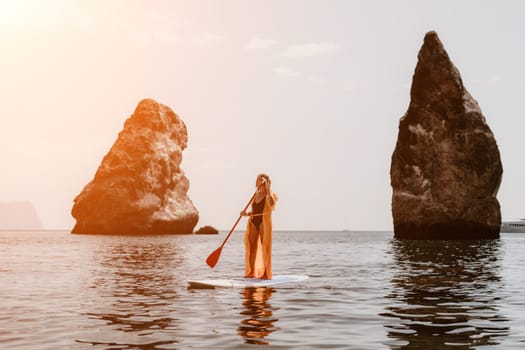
{"left": 188, "top": 274, "right": 309, "bottom": 289}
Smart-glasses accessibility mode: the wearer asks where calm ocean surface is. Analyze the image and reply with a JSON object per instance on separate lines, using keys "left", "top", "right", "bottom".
{"left": 1, "top": 230, "right": 524, "bottom": 349}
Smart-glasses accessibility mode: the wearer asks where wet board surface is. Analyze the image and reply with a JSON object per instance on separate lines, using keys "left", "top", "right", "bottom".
{"left": 188, "top": 274, "right": 309, "bottom": 289}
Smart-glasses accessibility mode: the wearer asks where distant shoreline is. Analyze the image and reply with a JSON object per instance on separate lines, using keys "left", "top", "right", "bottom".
{"left": 2, "top": 229, "right": 523, "bottom": 234}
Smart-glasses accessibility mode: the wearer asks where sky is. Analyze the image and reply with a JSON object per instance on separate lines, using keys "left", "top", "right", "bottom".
{"left": 1, "top": 0, "right": 524, "bottom": 231}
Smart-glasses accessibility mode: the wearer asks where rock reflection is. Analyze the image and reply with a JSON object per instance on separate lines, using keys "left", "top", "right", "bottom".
{"left": 79, "top": 239, "right": 182, "bottom": 349}
{"left": 238, "top": 287, "right": 278, "bottom": 345}
{"left": 382, "top": 239, "right": 509, "bottom": 349}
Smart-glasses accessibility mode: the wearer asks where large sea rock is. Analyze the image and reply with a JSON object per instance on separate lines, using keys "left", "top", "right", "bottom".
{"left": 71, "top": 99, "right": 199, "bottom": 234}
{"left": 390, "top": 31, "right": 502, "bottom": 239}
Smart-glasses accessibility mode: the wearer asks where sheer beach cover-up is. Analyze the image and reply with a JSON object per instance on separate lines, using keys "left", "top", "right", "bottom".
{"left": 244, "top": 191, "right": 278, "bottom": 279}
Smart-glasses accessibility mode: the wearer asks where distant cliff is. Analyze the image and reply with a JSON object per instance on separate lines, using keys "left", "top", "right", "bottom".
{"left": 390, "top": 31, "right": 502, "bottom": 239}
{"left": 0, "top": 201, "right": 43, "bottom": 230}
{"left": 71, "top": 99, "right": 199, "bottom": 234}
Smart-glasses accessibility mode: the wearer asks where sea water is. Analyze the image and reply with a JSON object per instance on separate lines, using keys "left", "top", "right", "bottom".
{"left": 0, "top": 230, "right": 524, "bottom": 349}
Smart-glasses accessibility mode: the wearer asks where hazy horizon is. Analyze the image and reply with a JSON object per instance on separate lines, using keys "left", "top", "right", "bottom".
{"left": 1, "top": 1, "right": 524, "bottom": 231}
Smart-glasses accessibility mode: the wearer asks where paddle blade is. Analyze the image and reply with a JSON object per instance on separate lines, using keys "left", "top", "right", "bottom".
{"left": 206, "top": 246, "right": 223, "bottom": 268}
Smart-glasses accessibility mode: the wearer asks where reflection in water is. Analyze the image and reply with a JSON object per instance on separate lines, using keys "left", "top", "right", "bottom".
{"left": 78, "top": 240, "right": 182, "bottom": 349}
{"left": 238, "top": 287, "right": 278, "bottom": 345}
{"left": 382, "top": 239, "right": 509, "bottom": 349}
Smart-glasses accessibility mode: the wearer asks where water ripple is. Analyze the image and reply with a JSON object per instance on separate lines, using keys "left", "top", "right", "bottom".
{"left": 0, "top": 231, "right": 524, "bottom": 349}
{"left": 381, "top": 239, "right": 510, "bottom": 349}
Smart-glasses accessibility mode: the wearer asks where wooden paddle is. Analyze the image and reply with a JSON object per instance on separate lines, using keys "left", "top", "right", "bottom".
{"left": 206, "top": 185, "right": 261, "bottom": 268}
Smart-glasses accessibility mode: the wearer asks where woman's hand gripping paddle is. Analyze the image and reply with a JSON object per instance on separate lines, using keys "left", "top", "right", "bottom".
{"left": 206, "top": 186, "right": 261, "bottom": 268}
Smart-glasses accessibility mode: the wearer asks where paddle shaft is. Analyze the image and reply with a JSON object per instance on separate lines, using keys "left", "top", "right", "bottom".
{"left": 206, "top": 183, "right": 265, "bottom": 268}
{"left": 218, "top": 185, "right": 261, "bottom": 249}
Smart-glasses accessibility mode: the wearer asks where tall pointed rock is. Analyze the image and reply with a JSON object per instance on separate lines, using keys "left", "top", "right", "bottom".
{"left": 72, "top": 99, "right": 199, "bottom": 234}
{"left": 390, "top": 31, "right": 502, "bottom": 239}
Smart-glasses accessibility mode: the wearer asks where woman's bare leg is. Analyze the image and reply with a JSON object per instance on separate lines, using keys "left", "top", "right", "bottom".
{"left": 248, "top": 222, "right": 260, "bottom": 276}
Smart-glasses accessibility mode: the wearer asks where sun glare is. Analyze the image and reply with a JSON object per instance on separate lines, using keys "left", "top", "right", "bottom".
{"left": 0, "top": 0, "right": 36, "bottom": 27}
{"left": 0, "top": 0, "right": 72, "bottom": 32}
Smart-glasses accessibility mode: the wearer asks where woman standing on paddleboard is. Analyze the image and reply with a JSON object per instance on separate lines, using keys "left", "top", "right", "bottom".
{"left": 241, "top": 174, "right": 278, "bottom": 279}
